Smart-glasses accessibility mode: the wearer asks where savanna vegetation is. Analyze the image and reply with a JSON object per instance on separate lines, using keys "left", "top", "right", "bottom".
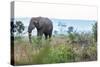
{"left": 12, "top": 21, "right": 97, "bottom": 65}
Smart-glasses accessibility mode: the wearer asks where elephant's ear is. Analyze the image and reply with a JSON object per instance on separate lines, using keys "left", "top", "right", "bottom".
{"left": 34, "top": 17, "right": 42, "bottom": 29}
{"left": 35, "top": 17, "right": 41, "bottom": 24}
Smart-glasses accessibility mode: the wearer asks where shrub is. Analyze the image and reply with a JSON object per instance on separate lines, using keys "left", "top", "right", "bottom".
{"left": 76, "top": 43, "right": 97, "bottom": 61}
{"left": 42, "top": 44, "right": 76, "bottom": 63}
{"left": 92, "top": 22, "right": 97, "bottom": 42}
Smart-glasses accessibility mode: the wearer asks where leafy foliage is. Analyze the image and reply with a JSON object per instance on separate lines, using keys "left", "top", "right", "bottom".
{"left": 92, "top": 22, "right": 97, "bottom": 42}
{"left": 68, "top": 32, "right": 76, "bottom": 41}
{"left": 15, "top": 21, "right": 25, "bottom": 35}
{"left": 54, "top": 30, "right": 58, "bottom": 35}
{"left": 11, "top": 20, "right": 25, "bottom": 36}
{"left": 42, "top": 44, "right": 75, "bottom": 63}
{"left": 67, "top": 26, "right": 74, "bottom": 33}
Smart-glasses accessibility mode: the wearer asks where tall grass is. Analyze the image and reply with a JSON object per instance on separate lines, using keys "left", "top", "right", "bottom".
{"left": 13, "top": 33, "right": 97, "bottom": 65}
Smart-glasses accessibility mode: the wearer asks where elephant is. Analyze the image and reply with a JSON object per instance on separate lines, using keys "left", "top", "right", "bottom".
{"left": 28, "top": 17, "right": 53, "bottom": 43}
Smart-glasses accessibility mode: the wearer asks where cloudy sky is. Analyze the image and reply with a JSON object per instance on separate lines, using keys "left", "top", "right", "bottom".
{"left": 14, "top": 1, "right": 97, "bottom": 20}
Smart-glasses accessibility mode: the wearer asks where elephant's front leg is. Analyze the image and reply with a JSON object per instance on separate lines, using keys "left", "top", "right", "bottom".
{"left": 37, "top": 30, "right": 43, "bottom": 40}
{"left": 37, "top": 30, "right": 43, "bottom": 48}
{"left": 28, "top": 33, "right": 32, "bottom": 43}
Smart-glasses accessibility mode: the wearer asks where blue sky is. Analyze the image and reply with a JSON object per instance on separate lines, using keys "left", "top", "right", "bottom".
{"left": 15, "top": 17, "right": 96, "bottom": 36}
{"left": 51, "top": 18, "right": 96, "bottom": 32}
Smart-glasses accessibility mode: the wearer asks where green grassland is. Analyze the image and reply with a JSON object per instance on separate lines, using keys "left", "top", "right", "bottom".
{"left": 13, "top": 34, "right": 97, "bottom": 65}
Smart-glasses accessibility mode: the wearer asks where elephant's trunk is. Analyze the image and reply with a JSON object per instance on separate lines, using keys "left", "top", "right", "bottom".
{"left": 28, "top": 32, "right": 32, "bottom": 43}
{"left": 28, "top": 24, "right": 34, "bottom": 43}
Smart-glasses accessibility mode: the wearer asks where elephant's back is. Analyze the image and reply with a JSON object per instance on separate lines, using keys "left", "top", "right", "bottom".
{"left": 39, "top": 17, "right": 53, "bottom": 26}
{"left": 40, "top": 17, "right": 52, "bottom": 24}
{"left": 39, "top": 17, "right": 53, "bottom": 31}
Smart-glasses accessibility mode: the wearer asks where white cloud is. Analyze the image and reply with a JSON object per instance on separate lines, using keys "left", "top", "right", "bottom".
{"left": 14, "top": 1, "right": 97, "bottom": 20}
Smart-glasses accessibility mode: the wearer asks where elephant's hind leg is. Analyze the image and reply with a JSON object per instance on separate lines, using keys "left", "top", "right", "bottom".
{"left": 49, "top": 33, "right": 52, "bottom": 39}
{"left": 44, "top": 33, "right": 48, "bottom": 40}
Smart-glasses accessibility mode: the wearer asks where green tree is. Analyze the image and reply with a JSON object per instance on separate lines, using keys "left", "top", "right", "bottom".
{"left": 92, "top": 22, "right": 97, "bottom": 42}
{"left": 67, "top": 26, "right": 74, "bottom": 33}
{"left": 54, "top": 30, "right": 58, "bottom": 35}
{"left": 15, "top": 21, "right": 25, "bottom": 36}
{"left": 67, "top": 26, "right": 76, "bottom": 41}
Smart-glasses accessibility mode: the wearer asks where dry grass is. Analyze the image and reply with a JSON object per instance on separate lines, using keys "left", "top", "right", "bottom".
{"left": 13, "top": 36, "right": 97, "bottom": 65}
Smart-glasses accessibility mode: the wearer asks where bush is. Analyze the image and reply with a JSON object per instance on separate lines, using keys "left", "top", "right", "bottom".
{"left": 92, "top": 22, "right": 97, "bottom": 42}
{"left": 42, "top": 44, "right": 76, "bottom": 63}
{"left": 82, "top": 44, "right": 97, "bottom": 61}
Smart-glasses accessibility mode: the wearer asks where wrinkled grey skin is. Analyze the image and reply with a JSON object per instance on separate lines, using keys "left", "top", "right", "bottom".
{"left": 28, "top": 17, "right": 53, "bottom": 43}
